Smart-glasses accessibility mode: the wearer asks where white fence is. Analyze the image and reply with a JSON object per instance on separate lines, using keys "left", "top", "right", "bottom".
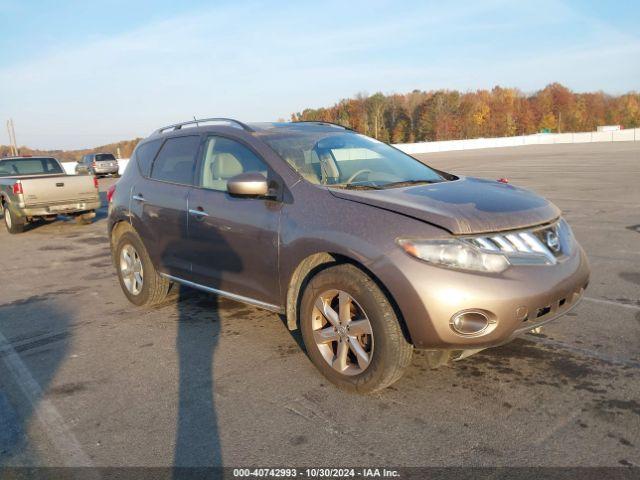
{"left": 394, "top": 128, "right": 640, "bottom": 155}
{"left": 60, "top": 127, "right": 639, "bottom": 174}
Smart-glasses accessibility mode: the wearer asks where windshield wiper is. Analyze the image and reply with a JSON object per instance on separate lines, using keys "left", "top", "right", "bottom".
{"left": 343, "top": 184, "right": 382, "bottom": 190}
{"left": 380, "top": 179, "right": 439, "bottom": 189}
{"left": 331, "top": 183, "right": 382, "bottom": 190}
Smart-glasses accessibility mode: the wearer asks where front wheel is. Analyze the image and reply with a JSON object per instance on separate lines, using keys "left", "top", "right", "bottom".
{"left": 114, "top": 230, "right": 172, "bottom": 306}
{"left": 300, "top": 264, "right": 413, "bottom": 393}
{"left": 3, "top": 206, "right": 25, "bottom": 234}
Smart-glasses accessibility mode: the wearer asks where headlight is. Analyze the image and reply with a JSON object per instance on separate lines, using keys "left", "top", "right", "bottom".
{"left": 397, "top": 238, "right": 510, "bottom": 273}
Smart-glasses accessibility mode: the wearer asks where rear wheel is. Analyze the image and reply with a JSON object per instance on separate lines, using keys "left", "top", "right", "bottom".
{"left": 75, "top": 211, "right": 95, "bottom": 225}
{"left": 300, "top": 264, "right": 413, "bottom": 393}
{"left": 115, "top": 230, "right": 172, "bottom": 306}
{"left": 3, "top": 206, "right": 25, "bottom": 234}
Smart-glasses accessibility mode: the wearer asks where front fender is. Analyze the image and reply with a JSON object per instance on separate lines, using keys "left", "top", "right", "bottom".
{"left": 278, "top": 184, "right": 450, "bottom": 339}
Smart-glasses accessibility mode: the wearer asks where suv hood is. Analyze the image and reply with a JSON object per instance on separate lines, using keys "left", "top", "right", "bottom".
{"left": 329, "top": 177, "right": 561, "bottom": 235}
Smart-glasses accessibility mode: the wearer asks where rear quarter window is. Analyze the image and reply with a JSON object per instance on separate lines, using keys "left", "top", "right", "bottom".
{"left": 134, "top": 139, "right": 163, "bottom": 177}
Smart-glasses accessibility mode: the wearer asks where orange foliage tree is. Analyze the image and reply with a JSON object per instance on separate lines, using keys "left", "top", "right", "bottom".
{"left": 292, "top": 83, "right": 640, "bottom": 142}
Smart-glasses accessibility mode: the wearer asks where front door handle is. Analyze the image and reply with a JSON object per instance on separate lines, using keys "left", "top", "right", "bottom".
{"left": 132, "top": 194, "right": 146, "bottom": 202}
{"left": 188, "top": 207, "right": 209, "bottom": 218}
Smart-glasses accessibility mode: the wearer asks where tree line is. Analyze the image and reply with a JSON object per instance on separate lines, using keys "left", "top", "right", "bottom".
{"left": 292, "top": 83, "right": 640, "bottom": 143}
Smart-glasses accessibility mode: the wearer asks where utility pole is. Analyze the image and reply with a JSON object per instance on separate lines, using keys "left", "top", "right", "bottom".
{"left": 6, "top": 119, "right": 18, "bottom": 156}
{"left": 6, "top": 120, "right": 12, "bottom": 155}
{"left": 558, "top": 112, "right": 562, "bottom": 134}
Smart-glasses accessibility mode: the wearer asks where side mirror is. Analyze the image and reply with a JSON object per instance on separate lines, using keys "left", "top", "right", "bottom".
{"left": 227, "top": 172, "right": 270, "bottom": 197}
{"left": 77, "top": 160, "right": 82, "bottom": 163}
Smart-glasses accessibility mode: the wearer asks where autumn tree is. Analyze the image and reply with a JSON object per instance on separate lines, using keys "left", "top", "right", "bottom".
{"left": 292, "top": 84, "right": 638, "bottom": 142}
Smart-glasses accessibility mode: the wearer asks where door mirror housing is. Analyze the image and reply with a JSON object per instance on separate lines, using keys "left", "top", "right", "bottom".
{"left": 227, "top": 172, "right": 270, "bottom": 197}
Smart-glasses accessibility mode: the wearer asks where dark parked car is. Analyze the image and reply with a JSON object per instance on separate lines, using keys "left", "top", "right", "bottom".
{"left": 108, "top": 118, "right": 590, "bottom": 392}
{"left": 76, "top": 152, "right": 119, "bottom": 177}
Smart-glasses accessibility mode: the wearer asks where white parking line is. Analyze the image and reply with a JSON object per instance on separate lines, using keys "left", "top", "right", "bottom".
{"left": 584, "top": 296, "right": 640, "bottom": 311}
{"left": 0, "top": 331, "right": 95, "bottom": 469}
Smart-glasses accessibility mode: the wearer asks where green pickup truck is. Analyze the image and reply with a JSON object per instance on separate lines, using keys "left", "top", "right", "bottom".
{"left": 0, "top": 156, "right": 102, "bottom": 234}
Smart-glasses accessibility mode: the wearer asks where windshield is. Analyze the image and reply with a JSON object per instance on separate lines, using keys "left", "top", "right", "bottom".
{"left": 263, "top": 131, "right": 445, "bottom": 189}
{"left": 95, "top": 153, "right": 116, "bottom": 162}
{"left": 0, "top": 158, "right": 64, "bottom": 176}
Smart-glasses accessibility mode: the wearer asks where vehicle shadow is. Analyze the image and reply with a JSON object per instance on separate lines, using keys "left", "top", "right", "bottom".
{"left": 97, "top": 189, "right": 109, "bottom": 205}
{"left": 173, "top": 286, "right": 223, "bottom": 471}
{"left": 171, "top": 229, "right": 243, "bottom": 473}
{"left": 0, "top": 297, "right": 72, "bottom": 466}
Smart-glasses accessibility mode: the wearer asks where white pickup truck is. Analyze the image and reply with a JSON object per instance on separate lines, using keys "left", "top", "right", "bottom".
{"left": 0, "top": 156, "right": 102, "bottom": 234}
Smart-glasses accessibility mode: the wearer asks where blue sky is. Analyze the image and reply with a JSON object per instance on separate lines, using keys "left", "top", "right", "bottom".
{"left": 1, "top": 0, "right": 639, "bottom": 149}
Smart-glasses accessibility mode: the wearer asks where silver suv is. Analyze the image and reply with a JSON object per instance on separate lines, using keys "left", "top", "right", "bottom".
{"left": 76, "top": 152, "right": 119, "bottom": 177}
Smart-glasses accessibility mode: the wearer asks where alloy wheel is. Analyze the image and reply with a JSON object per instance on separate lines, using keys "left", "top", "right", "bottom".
{"left": 120, "top": 244, "right": 144, "bottom": 295}
{"left": 312, "top": 289, "right": 374, "bottom": 375}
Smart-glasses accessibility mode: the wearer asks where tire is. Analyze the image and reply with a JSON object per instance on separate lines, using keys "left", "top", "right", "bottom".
{"left": 300, "top": 264, "right": 413, "bottom": 393}
{"left": 75, "top": 211, "right": 94, "bottom": 225}
{"left": 114, "top": 230, "right": 172, "bottom": 306}
{"left": 3, "top": 205, "right": 25, "bottom": 234}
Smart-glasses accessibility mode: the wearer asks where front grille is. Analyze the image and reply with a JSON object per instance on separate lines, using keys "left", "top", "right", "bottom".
{"left": 464, "top": 220, "right": 572, "bottom": 266}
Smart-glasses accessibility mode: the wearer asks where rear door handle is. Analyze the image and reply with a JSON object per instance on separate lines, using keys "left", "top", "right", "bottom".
{"left": 132, "top": 194, "right": 146, "bottom": 202}
{"left": 188, "top": 207, "right": 209, "bottom": 218}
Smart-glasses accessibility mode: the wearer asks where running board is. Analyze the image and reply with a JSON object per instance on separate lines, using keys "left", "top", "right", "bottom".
{"left": 160, "top": 273, "right": 284, "bottom": 314}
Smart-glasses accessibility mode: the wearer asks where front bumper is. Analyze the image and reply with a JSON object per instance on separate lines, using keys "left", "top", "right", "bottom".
{"left": 378, "top": 244, "right": 590, "bottom": 349}
{"left": 20, "top": 199, "right": 102, "bottom": 217}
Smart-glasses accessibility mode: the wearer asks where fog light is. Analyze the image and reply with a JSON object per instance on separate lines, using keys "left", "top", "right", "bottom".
{"left": 450, "top": 310, "right": 493, "bottom": 336}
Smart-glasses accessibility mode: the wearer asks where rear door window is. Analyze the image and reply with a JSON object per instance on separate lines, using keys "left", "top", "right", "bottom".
{"left": 150, "top": 136, "right": 200, "bottom": 185}
{"left": 95, "top": 153, "right": 116, "bottom": 162}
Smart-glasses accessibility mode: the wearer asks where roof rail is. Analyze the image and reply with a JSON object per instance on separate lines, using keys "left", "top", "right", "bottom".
{"left": 153, "top": 117, "right": 254, "bottom": 135}
{"left": 292, "top": 120, "right": 353, "bottom": 131}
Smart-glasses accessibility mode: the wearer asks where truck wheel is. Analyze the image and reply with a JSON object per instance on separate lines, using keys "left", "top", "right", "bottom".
{"left": 300, "top": 264, "right": 413, "bottom": 393}
{"left": 75, "top": 211, "right": 94, "bottom": 225}
{"left": 3, "top": 206, "right": 25, "bottom": 234}
{"left": 115, "top": 230, "right": 172, "bottom": 306}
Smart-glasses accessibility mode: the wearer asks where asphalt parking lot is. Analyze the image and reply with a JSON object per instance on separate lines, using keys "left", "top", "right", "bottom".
{"left": 0, "top": 142, "right": 639, "bottom": 468}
